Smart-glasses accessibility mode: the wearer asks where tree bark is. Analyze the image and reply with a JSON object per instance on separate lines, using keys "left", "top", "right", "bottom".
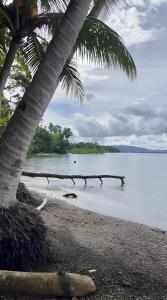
{"left": 89, "top": 1, "right": 105, "bottom": 18}
{"left": 89, "top": 0, "right": 116, "bottom": 19}
{"left": 0, "top": 270, "right": 96, "bottom": 297}
{"left": 0, "top": 0, "right": 92, "bottom": 208}
{"left": 0, "top": 38, "right": 19, "bottom": 112}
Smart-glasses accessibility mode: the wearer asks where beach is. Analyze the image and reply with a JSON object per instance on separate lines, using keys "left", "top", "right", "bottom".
{"left": 24, "top": 188, "right": 167, "bottom": 300}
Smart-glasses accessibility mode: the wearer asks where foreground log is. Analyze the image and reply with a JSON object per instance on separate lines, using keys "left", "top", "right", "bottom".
{"left": 0, "top": 270, "right": 96, "bottom": 297}
{"left": 22, "top": 171, "right": 125, "bottom": 185}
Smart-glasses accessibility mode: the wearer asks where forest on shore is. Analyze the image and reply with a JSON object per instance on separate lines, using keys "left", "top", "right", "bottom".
{"left": 29, "top": 123, "right": 119, "bottom": 154}
{"left": 0, "top": 102, "right": 119, "bottom": 154}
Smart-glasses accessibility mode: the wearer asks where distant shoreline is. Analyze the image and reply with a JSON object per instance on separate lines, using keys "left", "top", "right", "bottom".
{"left": 27, "top": 151, "right": 167, "bottom": 157}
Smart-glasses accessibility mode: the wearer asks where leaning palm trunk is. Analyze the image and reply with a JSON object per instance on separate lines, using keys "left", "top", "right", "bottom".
{"left": 89, "top": 2, "right": 105, "bottom": 18}
{"left": 0, "top": 38, "right": 19, "bottom": 112}
{"left": 69, "top": 2, "right": 104, "bottom": 60}
{"left": 0, "top": 0, "right": 92, "bottom": 208}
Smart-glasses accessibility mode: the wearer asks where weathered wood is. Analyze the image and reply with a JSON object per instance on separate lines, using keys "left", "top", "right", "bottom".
{"left": 22, "top": 171, "right": 125, "bottom": 184}
{"left": 71, "top": 178, "right": 76, "bottom": 185}
{"left": 99, "top": 177, "right": 103, "bottom": 184}
{"left": 37, "top": 197, "right": 48, "bottom": 211}
{"left": 0, "top": 270, "right": 96, "bottom": 297}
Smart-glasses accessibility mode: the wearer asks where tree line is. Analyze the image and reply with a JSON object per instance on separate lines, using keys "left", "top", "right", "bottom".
{"left": 0, "top": 103, "right": 119, "bottom": 154}
{"left": 28, "top": 123, "right": 119, "bottom": 154}
{"left": 29, "top": 123, "right": 73, "bottom": 154}
{"left": 69, "top": 142, "right": 119, "bottom": 154}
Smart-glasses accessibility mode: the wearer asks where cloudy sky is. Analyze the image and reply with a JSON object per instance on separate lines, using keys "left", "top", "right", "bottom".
{"left": 44, "top": 0, "right": 167, "bottom": 149}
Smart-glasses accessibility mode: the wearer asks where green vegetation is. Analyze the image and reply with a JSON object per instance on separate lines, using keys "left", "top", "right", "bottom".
{"left": 0, "top": 0, "right": 136, "bottom": 111}
{"left": 29, "top": 123, "right": 72, "bottom": 154}
{"left": 28, "top": 125, "right": 119, "bottom": 154}
{"left": 0, "top": 97, "right": 12, "bottom": 135}
{"left": 69, "top": 143, "right": 119, "bottom": 154}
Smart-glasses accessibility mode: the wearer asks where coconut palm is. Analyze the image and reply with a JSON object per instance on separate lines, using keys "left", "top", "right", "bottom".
{"left": 0, "top": 0, "right": 136, "bottom": 111}
{"left": 0, "top": 0, "right": 94, "bottom": 270}
{"left": 0, "top": 0, "right": 137, "bottom": 271}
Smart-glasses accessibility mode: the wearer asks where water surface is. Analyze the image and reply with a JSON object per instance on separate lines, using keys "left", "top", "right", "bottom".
{"left": 22, "top": 153, "right": 167, "bottom": 229}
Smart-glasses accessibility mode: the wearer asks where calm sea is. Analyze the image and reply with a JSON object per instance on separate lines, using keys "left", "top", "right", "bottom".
{"left": 22, "top": 153, "right": 167, "bottom": 229}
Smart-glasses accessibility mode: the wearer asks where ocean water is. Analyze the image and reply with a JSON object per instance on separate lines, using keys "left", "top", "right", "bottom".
{"left": 22, "top": 153, "right": 167, "bottom": 229}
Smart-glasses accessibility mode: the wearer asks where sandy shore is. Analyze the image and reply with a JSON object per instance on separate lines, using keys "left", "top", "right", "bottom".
{"left": 2, "top": 185, "right": 167, "bottom": 300}
{"left": 30, "top": 191, "right": 167, "bottom": 300}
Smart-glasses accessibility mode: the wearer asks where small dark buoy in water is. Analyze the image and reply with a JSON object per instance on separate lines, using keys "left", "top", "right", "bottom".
{"left": 74, "top": 161, "right": 76, "bottom": 163}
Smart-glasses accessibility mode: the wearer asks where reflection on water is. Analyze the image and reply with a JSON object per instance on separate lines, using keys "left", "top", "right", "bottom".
{"left": 23, "top": 153, "right": 167, "bottom": 229}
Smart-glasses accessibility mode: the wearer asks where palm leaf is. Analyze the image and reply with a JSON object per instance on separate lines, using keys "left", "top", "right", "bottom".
{"left": 59, "top": 58, "right": 85, "bottom": 101}
{"left": 43, "top": 12, "right": 62, "bottom": 35}
{"left": 38, "top": 0, "right": 69, "bottom": 12}
{"left": 45, "top": 12, "right": 136, "bottom": 79}
{"left": 20, "top": 33, "right": 47, "bottom": 73}
{"left": 0, "top": 28, "right": 8, "bottom": 54}
{"left": 0, "top": 29, "right": 10, "bottom": 70}
{"left": 7, "top": 54, "right": 32, "bottom": 93}
{"left": 21, "top": 33, "right": 85, "bottom": 100}
{"left": 75, "top": 17, "right": 137, "bottom": 79}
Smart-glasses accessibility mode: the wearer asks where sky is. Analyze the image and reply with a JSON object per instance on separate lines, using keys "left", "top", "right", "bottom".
{"left": 43, "top": 0, "right": 167, "bottom": 150}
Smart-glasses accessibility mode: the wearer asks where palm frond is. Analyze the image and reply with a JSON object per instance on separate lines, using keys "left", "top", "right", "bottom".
{"left": 42, "top": 12, "right": 62, "bottom": 35}
{"left": 0, "top": 28, "right": 10, "bottom": 70}
{"left": 20, "top": 33, "right": 47, "bottom": 73}
{"left": 8, "top": 54, "right": 32, "bottom": 92}
{"left": 38, "top": 0, "right": 69, "bottom": 12}
{"left": 59, "top": 58, "right": 85, "bottom": 101}
{"left": 0, "top": 28, "right": 8, "bottom": 54}
{"left": 21, "top": 33, "right": 85, "bottom": 100}
{"left": 75, "top": 17, "right": 137, "bottom": 79}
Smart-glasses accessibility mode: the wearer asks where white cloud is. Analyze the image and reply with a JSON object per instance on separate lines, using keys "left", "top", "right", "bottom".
{"left": 43, "top": 0, "right": 167, "bottom": 150}
{"left": 72, "top": 113, "right": 110, "bottom": 137}
{"left": 151, "top": 0, "right": 167, "bottom": 6}
{"left": 97, "top": 134, "right": 167, "bottom": 150}
{"left": 135, "top": 97, "right": 147, "bottom": 102}
{"left": 107, "top": 1, "right": 165, "bottom": 47}
{"left": 147, "top": 91, "right": 158, "bottom": 96}
{"left": 71, "top": 101, "right": 167, "bottom": 138}
{"left": 84, "top": 74, "right": 109, "bottom": 82}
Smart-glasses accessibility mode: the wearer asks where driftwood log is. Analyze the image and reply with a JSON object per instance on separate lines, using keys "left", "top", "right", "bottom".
{"left": 0, "top": 270, "right": 96, "bottom": 297}
{"left": 22, "top": 171, "right": 125, "bottom": 185}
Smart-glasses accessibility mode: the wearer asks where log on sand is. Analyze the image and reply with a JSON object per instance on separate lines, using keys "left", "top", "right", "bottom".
{"left": 0, "top": 270, "right": 96, "bottom": 297}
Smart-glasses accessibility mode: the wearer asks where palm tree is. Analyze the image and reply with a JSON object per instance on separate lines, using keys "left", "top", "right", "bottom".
{"left": 0, "top": 0, "right": 94, "bottom": 271}
{"left": 0, "top": 0, "right": 136, "bottom": 270}
{"left": 0, "top": 0, "right": 136, "bottom": 110}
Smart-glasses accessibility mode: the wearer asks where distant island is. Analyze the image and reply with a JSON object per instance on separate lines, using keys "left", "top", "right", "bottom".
{"left": 116, "top": 145, "right": 167, "bottom": 153}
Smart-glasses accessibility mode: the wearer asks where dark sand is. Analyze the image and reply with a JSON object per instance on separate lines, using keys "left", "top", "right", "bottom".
{"left": 38, "top": 194, "right": 167, "bottom": 300}
{"left": 1, "top": 188, "right": 167, "bottom": 300}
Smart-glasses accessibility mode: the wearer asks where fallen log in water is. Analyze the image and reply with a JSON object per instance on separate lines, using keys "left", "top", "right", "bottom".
{"left": 0, "top": 270, "right": 96, "bottom": 297}
{"left": 22, "top": 171, "right": 125, "bottom": 185}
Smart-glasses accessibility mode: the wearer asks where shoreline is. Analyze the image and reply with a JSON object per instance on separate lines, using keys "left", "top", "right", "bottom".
{"left": 30, "top": 189, "right": 167, "bottom": 299}
{"left": 22, "top": 175, "right": 167, "bottom": 230}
